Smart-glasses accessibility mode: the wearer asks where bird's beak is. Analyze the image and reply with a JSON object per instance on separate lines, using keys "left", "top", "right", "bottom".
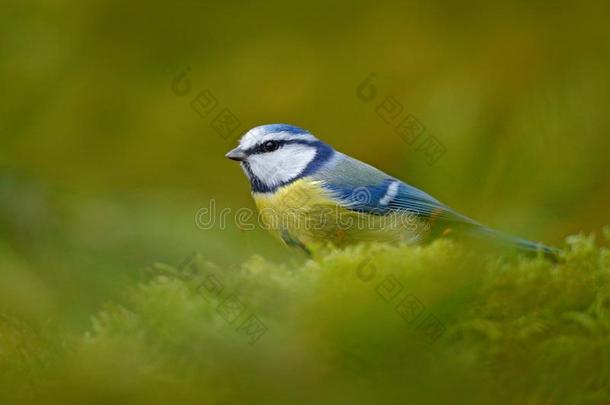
{"left": 225, "top": 147, "right": 247, "bottom": 161}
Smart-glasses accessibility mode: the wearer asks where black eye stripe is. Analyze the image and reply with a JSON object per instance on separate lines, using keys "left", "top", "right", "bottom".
{"left": 249, "top": 140, "right": 284, "bottom": 154}
{"left": 243, "top": 139, "right": 319, "bottom": 155}
{"left": 262, "top": 140, "right": 280, "bottom": 152}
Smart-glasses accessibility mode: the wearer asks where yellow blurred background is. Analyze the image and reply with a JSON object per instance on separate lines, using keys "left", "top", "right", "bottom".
{"left": 1, "top": 0, "right": 609, "bottom": 332}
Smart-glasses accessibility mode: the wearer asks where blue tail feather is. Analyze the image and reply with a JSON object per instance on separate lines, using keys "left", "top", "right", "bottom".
{"left": 466, "top": 225, "right": 560, "bottom": 259}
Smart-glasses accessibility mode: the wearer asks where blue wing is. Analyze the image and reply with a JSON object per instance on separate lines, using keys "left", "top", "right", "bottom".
{"left": 311, "top": 152, "right": 478, "bottom": 225}
{"left": 310, "top": 152, "right": 559, "bottom": 258}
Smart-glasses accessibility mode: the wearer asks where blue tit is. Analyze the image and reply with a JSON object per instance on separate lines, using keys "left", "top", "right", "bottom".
{"left": 226, "top": 124, "right": 558, "bottom": 258}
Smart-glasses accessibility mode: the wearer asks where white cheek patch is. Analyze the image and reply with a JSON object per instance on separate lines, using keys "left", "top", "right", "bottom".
{"left": 247, "top": 144, "right": 317, "bottom": 188}
{"left": 240, "top": 162, "right": 253, "bottom": 182}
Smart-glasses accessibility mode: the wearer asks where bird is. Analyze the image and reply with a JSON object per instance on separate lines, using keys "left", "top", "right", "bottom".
{"left": 226, "top": 123, "right": 559, "bottom": 258}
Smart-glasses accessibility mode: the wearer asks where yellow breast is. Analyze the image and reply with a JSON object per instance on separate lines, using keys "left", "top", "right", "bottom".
{"left": 252, "top": 179, "right": 423, "bottom": 248}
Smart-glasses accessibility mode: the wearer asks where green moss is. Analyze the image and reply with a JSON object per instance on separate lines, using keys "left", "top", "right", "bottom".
{"left": 3, "top": 233, "right": 610, "bottom": 404}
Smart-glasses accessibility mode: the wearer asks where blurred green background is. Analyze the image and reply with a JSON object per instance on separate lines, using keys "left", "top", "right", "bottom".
{"left": 1, "top": 0, "right": 610, "bottom": 401}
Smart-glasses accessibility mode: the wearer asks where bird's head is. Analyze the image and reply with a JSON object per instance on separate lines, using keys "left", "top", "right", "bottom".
{"left": 226, "top": 124, "right": 334, "bottom": 193}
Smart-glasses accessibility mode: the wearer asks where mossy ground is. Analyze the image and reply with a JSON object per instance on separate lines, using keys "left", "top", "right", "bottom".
{"left": 1, "top": 232, "right": 609, "bottom": 404}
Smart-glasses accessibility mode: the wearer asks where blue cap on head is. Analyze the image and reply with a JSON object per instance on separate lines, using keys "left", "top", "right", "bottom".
{"left": 254, "top": 124, "right": 310, "bottom": 136}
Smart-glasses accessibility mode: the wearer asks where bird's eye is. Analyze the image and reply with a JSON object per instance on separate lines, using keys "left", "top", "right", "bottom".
{"left": 262, "top": 140, "right": 280, "bottom": 152}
